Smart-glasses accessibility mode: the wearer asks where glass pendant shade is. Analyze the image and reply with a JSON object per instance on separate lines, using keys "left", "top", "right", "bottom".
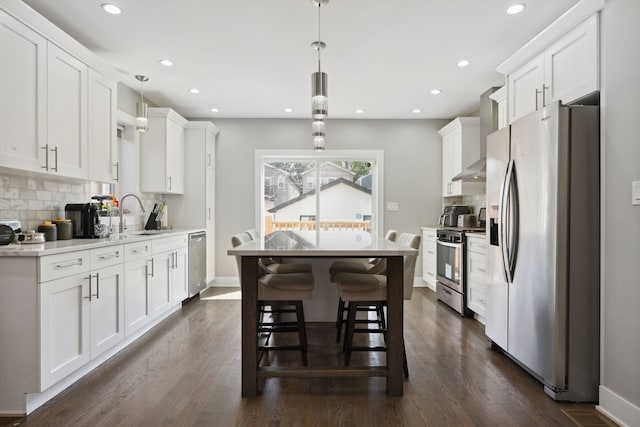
{"left": 312, "top": 120, "right": 325, "bottom": 136}
{"left": 311, "top": 71, "right": 328, "bottom": 119}
{"left": 313, "top": 136, "right": 325, "bottom": 151}
{"left": 136, "top": 101, "right": 148, "bottom": 132}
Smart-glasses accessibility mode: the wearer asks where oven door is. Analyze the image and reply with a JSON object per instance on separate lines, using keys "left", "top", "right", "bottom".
{"left": 436, "top": 240, "right": 463, "bottom": 293}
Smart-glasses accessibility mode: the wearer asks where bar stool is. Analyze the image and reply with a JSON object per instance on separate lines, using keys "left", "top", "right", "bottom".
{"left": 335, "top": 232, "right": 420, "bottom": 378}
{"left": 331, "top": 230, "right": 397, "bottom": 342}
{"left": 231, "top": 233, "right": 314, "bottom": 366}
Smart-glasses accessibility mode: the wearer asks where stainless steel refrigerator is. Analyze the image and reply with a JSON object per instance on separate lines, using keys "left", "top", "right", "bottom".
{"left": 485, "top": 101, "right": 600, "bottom": 402}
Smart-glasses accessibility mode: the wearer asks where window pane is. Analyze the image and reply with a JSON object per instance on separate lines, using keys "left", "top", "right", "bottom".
{"left": 263, "top": 160, "right": 316, "bottom": 240}
{"left": 318, "top": 160, "right": 373, "bottom": 245}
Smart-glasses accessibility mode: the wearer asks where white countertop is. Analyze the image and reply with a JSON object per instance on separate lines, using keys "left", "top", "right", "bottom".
{"left": 228, "top": 231, "right": 417, "bottom": 257}
{"left": 0, "top": 229, "right": 202, "bottom": 257}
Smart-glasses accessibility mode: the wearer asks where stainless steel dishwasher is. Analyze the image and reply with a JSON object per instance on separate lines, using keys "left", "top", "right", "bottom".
{"left": 188, "top": 231, "right": 207, "bottom": 297}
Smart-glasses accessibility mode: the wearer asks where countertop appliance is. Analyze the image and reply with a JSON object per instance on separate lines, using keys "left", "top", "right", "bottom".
{"left": 0, "top": 224, "right": 14, "bottom": 245}
{"left": 485, "top": 101, "right": 599, "bottom": 401}
{"left": 65, "top": 203, "right": 101, "bottom": 238}
{"left": 438, "top": 205, "right": 470, "bottom": 227}
{"left": 456, "top": 214, "right": 477, "bottom": 228}
{"left": 188, "top": 231, "right": 207, "bottom": 297}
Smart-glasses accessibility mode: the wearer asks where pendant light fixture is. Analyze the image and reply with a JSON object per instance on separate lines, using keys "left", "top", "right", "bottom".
{"left": 311, "top": 0, "right": 328, "bottom": 151}
{"left": 135, "top": 75, "right": 149, "bottom": 132}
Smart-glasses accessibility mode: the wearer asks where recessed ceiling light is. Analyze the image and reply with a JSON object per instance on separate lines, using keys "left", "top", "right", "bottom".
{"left": 430, "top": 89, "right": 442, "bottom": 95}
{"left": 284, "top": 108, "right": 293, "bottom": 113}
{"left": 507, "top": 4, "right": 526, "bottom": 15}
{"left": 189, "top": 88, "right": 200, "bottom": 94}
{"left": 210, "top": 108, "right": 219, "bottom": 113}
{"left": 412, "top": 108, "right": 421, "bottom": 114}
{"left": 101, "top": 3, "right": 122, "bottom": 15}
{"left": 457, "top": 60, "right": 470, "bottom": 67}
{"left": 355, "top": 109, "right": 364, "bottom": 114}
{"left": 159, "top": 59, "right": 173, "bottom": 66}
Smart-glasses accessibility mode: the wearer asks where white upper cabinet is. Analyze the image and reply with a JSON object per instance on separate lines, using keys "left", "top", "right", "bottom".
{"left": 439, "top": 117, "right": 482, "bottom": 197}
{"left": 506, "top": 13, "right": 599, "bottom": 124}
{"left": 47, "top": 43, "right": 88, "bottom": 179}
{"left": 140, "top": 108, "right": 187, "bottom": 194}
{"left": 88, "top": 69, "right": 117, "bottom": 183}
{"left": 0, "top": 10, "right": 47, "bottom": 172}
{"left": 0, "top": 5, "right": 117, "bottom": 181}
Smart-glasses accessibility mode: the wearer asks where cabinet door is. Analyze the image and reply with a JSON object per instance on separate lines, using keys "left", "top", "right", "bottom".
{"left": 441, "top": 130, "right": 457, "bottom": 196}
{"left": 205, "top": 133, "right": 215, "bottom": 281}
{"left": 90, "top": 264, "right": 124, "bottom": 358}
{"left": 166, "top": 119, "right": 184, "bottom": 193}
{"left": 150, "top": 252, "right": 172, "bottom": 318}
{"left": 0, "top": 10, "right": 47, "bottom": 172}
{"left": 544, "top": 14, "right": 599, "bottom": 105}
{"left": 507, "top": 54, "right": 544, "bottom": 124}
{"left": 421, "top": 229, "right": 437, "bottom": 288}
{"left": 124, "top": 257, "right": 152, "bottom": 337}
{"left": 47, "top": 43, "right": 88, "bottom": 179}
{"left": 88, "top": 69, "right": 117, "bottom": 183}
{"left": 171, "top": 247, "right": 188, "bottom": 304}
{"left": 40, "top": 273, "right": 91, "bottom": 390}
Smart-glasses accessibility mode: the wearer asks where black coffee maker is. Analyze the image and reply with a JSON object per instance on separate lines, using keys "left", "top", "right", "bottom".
{"left": 65, "top": 203, "right": 100, "bottom": 238}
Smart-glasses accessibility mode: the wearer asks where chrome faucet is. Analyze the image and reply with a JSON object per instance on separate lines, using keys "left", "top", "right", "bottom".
{"left": 119, "top": 193, "right": 146, "bottom": 234}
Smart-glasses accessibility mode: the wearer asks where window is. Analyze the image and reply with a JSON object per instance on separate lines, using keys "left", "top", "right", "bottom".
{"left": 255, "top": 150, "right": 384, "bottom": 244}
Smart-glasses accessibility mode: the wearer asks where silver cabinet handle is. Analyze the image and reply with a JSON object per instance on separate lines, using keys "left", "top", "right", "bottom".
{"left": 148, "top": 258, "right": 154, "bottom": 277}
{"left": 84, "top": 274, "right": 92, "bottom": 301}
{"left": 535, "top": 88, "right": 542, "bottom": 110}
{"left": 208, "top": 208, "right": 211, "bottom": 221}
{"left": 55, "top": 258, "right": 83, "bottom": 269}
{"left": 114, "top": 162, "right": 119, "bottom": 182}
{"left": 94, "top": 273, "right": 100, "bottom": 299}
{"left": 542, "top": 84, "right": 549, "bottom": 107}
{"left": 41, "top": 144, "right": 49, "bottom": 170}
{"left": 99, "top": 251, "right": 120, "bottom": 260}
{"left": 168, "top": 176, "right": 172, "bottom": 191}
{"left": 51, "top": 146, "right": 58, "bottom": 172}
{"left": 207, "top": 154, "right": 212, "bottom": 167}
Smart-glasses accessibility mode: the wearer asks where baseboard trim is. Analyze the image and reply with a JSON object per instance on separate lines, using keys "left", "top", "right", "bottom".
{"left": 597, "top": 385, "right": 640, "bottom": 427}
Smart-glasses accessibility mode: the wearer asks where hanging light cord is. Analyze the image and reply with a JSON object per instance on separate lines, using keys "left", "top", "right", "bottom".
{"left": 317, "top": 2, "right": 322, "bottom": 72}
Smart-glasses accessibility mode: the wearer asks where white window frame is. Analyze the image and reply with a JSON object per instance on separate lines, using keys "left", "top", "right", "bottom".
{"left": 255, "top": 149, "right": 384, "bottom": 240}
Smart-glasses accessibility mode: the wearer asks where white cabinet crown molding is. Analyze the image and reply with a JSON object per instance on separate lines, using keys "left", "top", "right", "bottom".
{"left": 437, "top": 117, "right": 480, "bottom": 137}
{"left": 496, "top": 0, "right": 604, "bottom": 75}
{"left": 0, "top": 0, "right": 118, "bottom": 82}
{"left": 185, "top": 120, "right": 220, "bottom": 135}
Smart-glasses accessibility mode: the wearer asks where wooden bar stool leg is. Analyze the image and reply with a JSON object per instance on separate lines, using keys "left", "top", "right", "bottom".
{"left": 295, "top": 301, "right": 308, "bottom": 366}
{"left": 344, "top": 302, "right": 358, "bottom": 366}
{"left": 336, "top": 298, "right": 345, "bottom": 343}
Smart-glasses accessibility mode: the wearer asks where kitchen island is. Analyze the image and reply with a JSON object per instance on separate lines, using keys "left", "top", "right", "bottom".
{"left": 0, "top": 230, "right": 199, "bottom": 415}
{"left": 228, "top": 231, "right": 418, "bottom": 397}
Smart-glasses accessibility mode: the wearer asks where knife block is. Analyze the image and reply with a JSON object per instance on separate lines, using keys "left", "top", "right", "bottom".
{"left": 144, "top": 212, "right": 161, "bottom": 230}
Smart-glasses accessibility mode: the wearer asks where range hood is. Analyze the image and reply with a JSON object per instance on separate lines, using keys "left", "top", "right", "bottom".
{"left": 452, "top": 156, "right": 486, "bottom": 181}
{"left": 451, "top": 87, "right": 499, "bottom": 182}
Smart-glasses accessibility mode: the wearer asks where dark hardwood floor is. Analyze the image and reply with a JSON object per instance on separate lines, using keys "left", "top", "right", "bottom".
{"left": 2, "top": 287, "right": 616, "bottom": 427}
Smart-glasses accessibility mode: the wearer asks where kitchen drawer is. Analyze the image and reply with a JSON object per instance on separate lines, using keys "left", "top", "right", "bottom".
{"left": 422, "top": 228, "right": 437, "bottom": 240}
{"left": 467, "top": 235, "right": 487, "bottom": 254}
{"left": 467, "top": 283, "right": 486, "bottom": 314}
{"left": 152, "top": 234, "right": 188, "bottom": 254}
{"left": 90, "top": 245, "right": 124, "bottom": 269}
{"left": 467, "top": 252, "right": 487, "bottom": 278}
{"left": 39, "top": 251, "right": 90, "bottom": 283}
{"left": 125, "top": 241, "right": 153, "bottom": 261}
{"left": 422, "top": 265, "right": 437, "bottom": 286}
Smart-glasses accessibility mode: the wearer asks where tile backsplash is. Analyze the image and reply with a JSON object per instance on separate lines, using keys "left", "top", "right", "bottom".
{"left": 0, "top": 172, "right": 164, "bottom": 232}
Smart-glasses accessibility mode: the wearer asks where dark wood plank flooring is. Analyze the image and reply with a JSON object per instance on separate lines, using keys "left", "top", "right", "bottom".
{"left": 2, "top": 288, "right": 616, "bottom": 427}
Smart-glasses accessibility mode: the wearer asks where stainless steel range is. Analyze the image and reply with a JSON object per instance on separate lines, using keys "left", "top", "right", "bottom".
{"left": 435, "top": 227, "right": 483, "bottom": 316}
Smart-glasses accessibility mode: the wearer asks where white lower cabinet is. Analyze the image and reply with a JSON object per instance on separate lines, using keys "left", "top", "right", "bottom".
{"left": 124, "top": 240, "right": 153, "bottom": 336}
{"left": 39, "top": 246, "right": 125, "bottom": 390}
{"left": 150, "top": 235, "right": 189, "bottom": 315}
{"left": 421, "top": 227, "right": 437, "bottom": 289}
{"left": 39, "top": 272, "right": 91, "bottom": 390}
{"left": 466, "top": 234, "right": 487, "bottom": 323}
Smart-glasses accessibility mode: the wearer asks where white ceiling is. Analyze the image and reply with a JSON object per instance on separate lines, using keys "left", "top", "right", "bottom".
{"left": 23, "top": 0, "right": 579, "bottom": 119}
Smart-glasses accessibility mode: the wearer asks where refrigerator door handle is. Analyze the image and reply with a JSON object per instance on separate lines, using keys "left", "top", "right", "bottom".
{"left": 500, "top": 160, "right": 515, "bottom": 283}
{"left": 501, "top": 160, "right": 520, "bottom": 283}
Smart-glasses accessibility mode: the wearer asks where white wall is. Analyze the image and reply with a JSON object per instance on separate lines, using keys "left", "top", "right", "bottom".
{"left": 599, "top": 0, "right": 640, "bottom": 424}
{"left": 211, "top": 118, "right": 447, "bottom": 278}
